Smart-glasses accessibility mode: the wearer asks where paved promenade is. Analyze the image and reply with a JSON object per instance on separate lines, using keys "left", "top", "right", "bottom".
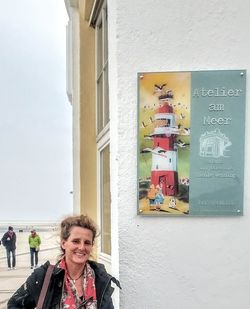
{"left": 0, "top": 227, "right": 61, "bottom": 308}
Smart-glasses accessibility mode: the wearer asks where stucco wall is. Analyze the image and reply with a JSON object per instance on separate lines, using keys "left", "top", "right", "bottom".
{"left": 108, "top": 0, "right": 250, "bottom": 308}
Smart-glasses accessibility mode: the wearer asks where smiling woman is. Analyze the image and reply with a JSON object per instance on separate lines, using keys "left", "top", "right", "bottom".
{"left": 7, "top": 215, "right": 121, "bottom": 309}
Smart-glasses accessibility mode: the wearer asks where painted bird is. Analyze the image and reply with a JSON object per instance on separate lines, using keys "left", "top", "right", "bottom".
{"left": 176, "top": 139, "right": 190, "bottom": 148}
{"left": 140, "top": 121, "right": 147, "bottom": 128}
{"left": 153, "top": 83, "right": 167, "bottom": 95}
{"left": 179, "top": 113, "right": 185, "bottom": 119}
{"left": 182, "top": 127, "right": 190, "bottom": 135}
{"left": 154, "top": 83, "right": 167, "bottom": 90}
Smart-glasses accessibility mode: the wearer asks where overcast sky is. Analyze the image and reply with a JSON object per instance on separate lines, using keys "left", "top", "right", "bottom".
{"left": 0, "top": 0, "right": 73, "bottom": 222}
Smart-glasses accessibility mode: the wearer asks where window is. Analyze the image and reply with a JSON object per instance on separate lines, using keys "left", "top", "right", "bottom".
{"left": 95, "top": 0, "right": 111, "bottom": 256}
{"left": 96, "top": 2, "right": 109, "bottom": 135}
{"left": 100, "top": 144, "right": 111, "bottom": 255}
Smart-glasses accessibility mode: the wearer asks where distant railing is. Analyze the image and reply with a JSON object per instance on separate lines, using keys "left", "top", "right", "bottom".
{"left": 0, "top": 246, "right": 60, "bottom": 260}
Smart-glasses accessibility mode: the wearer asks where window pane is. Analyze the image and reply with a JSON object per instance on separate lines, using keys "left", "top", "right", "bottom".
{"left": 101, "top": 145, "right": 111, "bottom": 255}
{"left": 103, "top": 65, "right": 109, "bottom": 126}
{"left": 103, "top": 7, "right": 108, "bottom": 62}
{"left": 96, "top": 3, "right": 109, "bottom": 134}
{"left": 97, "top": 74, "right": 103, "bottom": 133}
{"left": 97, "top": 22, "right": 103, "bottom": 76}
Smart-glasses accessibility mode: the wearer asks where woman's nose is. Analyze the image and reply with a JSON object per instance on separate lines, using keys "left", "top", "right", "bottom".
{"left": 78, "top": 242, "right": 86, "bottom": 250}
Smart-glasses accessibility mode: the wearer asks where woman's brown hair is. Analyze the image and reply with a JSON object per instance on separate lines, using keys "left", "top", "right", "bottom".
{"left": 60, "top": 215, "right": 97, "bottom": 243}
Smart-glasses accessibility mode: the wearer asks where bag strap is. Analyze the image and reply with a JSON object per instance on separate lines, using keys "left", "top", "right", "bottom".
{"left": 36, "top": 264, "right": 55, "bottom": 309}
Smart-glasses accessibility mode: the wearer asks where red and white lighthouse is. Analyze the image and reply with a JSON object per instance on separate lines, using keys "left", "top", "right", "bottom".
{"left": 150, "top": 94, "right": 178, "bottom": 196}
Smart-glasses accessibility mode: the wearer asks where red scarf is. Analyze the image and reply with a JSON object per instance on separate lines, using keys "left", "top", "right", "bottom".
{"left": 59, "top": 258, "right": 97, "bottom": 309}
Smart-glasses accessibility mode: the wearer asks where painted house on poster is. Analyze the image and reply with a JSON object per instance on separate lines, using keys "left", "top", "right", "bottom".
{"left": 200, "top": 128, "right": 232, "bottom": 158}
{"left": 64, "top": 0, "right": 250, "bottom": 308}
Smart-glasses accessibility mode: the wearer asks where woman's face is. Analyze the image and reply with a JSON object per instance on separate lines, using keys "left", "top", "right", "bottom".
{"left": 61, "top": 226, "right": 93, "bottom": 266}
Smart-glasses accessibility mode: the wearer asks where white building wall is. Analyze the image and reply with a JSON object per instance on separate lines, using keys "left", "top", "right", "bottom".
{"left": 108, "top": 0, "right": 250, "bottom": 308}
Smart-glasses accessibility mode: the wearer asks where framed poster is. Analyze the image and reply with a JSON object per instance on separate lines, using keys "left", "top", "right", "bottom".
{"left": 138, "top": 70, "right": 246, "bottom": 216}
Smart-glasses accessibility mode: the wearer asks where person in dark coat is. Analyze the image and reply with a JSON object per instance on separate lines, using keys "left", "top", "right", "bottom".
{"left": 7, "top": 215, "right": 121, "bottom": 308}
{"left": 1, "top": 226, "right": 16, "bottom": 270}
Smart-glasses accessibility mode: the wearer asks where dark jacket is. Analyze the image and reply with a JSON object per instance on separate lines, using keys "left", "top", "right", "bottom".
{"left": 7, "top": 260, "right": 121, "bottom": 309}
{"left": 2, "top": 231, "right": 16, "bottom": 250}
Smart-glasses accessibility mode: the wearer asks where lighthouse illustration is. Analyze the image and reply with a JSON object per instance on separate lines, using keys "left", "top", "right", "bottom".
{"left": 139, "top": 73, "right": 191, "bottom": 214}
{"left": 144, "top": 88, "right": 179, "bottom": 200}
{"left": 151, "top": 91, "right": 178, "bottom": 196}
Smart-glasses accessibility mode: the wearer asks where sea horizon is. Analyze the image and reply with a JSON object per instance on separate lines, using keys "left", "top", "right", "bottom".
{"left": 0, "top": 221, "right": 58, "bottom": 232}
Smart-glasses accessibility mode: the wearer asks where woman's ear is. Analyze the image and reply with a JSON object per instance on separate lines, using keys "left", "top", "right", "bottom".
{"left": 61, "top": 240, "right": 66, "bottom": 250}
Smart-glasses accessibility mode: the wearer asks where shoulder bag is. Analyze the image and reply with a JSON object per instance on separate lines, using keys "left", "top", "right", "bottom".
{"left": 36, "top": 264, "right": 55, "bottom": 309}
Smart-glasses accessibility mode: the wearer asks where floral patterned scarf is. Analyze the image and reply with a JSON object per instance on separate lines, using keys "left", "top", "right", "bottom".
{"left": 59, "top": 258, "right": 97, "bottom": 309}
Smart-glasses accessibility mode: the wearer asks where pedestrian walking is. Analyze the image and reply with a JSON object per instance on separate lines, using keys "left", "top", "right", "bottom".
{"left": 8, "top": 214, "right": 121, "bottom": 308}
{"left": 1, "top": 226, "right": 16, "bottom": 270}
{"left": 28, "top": 229, "right": 41, "bottom": 269}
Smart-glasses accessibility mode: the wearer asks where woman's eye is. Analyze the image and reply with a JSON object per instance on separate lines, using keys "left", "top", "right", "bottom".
{"left": 71, "top": 239, "right": 92, "bottom": 245}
